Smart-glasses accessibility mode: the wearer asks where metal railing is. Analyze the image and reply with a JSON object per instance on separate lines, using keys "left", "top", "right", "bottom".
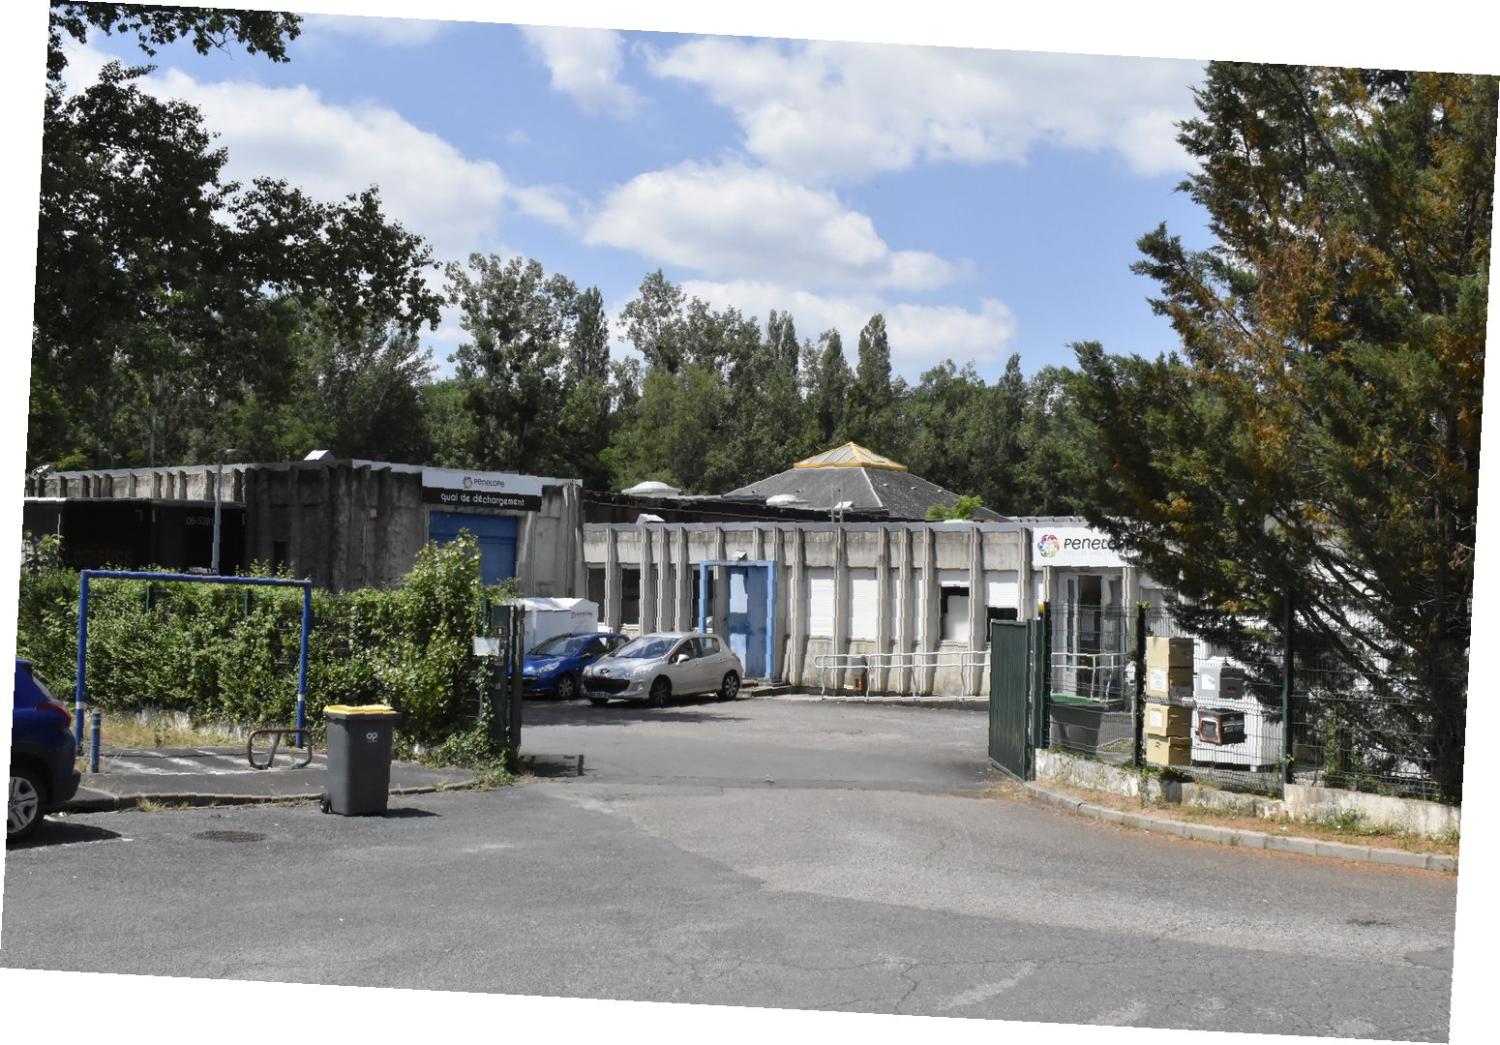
{"left": 1049, "top": 650, "right": 1130, "bottom": 706}
{"left": 812, "top": 650, "right": 990, "bottom": 698}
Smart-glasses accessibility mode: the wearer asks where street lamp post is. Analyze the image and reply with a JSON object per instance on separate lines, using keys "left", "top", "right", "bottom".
{"left": 212, "top": 449, "right": 242, "bottom": 575}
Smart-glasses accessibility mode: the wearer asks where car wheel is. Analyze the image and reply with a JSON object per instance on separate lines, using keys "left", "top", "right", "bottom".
{"left": 8, "top": 765, "right": 46, "bottom": 842}
{"left": 588, "top": 697, "right": 609, "bottom": 707}
{"left": 647, "top": 677, "right": 671, "bottom": 709}
{"left": 555, "top": 674, "right": 578, "bottom": 701}
{"left": 718, "top": 672, "right": 741, "bottom": 701}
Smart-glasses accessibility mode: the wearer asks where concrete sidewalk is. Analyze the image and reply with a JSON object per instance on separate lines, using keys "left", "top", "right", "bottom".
{"left": 64, "top": 746, "right": 475, "bottom": 811}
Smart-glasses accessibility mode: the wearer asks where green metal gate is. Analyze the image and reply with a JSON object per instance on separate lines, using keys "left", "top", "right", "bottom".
{"left": 988, "top": 619, "right": 1035, "bottom": 779}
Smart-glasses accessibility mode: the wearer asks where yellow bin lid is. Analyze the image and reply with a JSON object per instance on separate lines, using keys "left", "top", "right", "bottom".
{"left": 324, "top": 704, "right": 397, "bottom": 717}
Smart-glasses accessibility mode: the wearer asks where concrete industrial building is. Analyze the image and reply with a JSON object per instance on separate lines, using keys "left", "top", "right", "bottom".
{"left": 25, "top": 458, "right": 584, "bottom": 595}
{"left": 26, "top": 448, "right": 1169, "bottom": 700}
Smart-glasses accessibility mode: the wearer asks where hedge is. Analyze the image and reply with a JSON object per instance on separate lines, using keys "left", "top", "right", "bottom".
{"left": 13, "top": 534, "right": 515, "bottom": 746}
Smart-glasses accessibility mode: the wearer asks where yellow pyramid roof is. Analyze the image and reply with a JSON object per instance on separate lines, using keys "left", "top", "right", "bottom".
{"left": 793, "top": 442, "right": 908, "bottom": 472}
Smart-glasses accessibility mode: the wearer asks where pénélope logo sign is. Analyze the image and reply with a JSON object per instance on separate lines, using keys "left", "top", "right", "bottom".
{"left": 421, "top": 468, "right": 545, "bottom": 512}
{"left": 1031, "top": 525, "right": 1128, "bottom": 568}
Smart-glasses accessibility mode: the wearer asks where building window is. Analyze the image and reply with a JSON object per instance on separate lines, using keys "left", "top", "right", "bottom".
{"left": 587, "top": 566, "right": 607, "bottom": 608}
{"left": 940, "top": 585, "right": 970, "bottom": 643}
{"left": 272, "top": 541, "right": 289, "bottom": 570}
{"left": 621, "top": 566, "right": 641, "bottom": 627}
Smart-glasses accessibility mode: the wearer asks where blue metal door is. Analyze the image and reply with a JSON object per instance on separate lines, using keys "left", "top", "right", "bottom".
{"left": 725, "top": 565, "right": 769, "bottom": 677}
{"left": 428, "top": 512, "right": 518, "bottom": 585}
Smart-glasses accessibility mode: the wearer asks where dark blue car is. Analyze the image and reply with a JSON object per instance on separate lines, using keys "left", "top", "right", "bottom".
{"left": 522, "top": 632, "right": 628, "bottom": 701}
{"left": 10, "top": 659, "right": 81, "bottom": 842}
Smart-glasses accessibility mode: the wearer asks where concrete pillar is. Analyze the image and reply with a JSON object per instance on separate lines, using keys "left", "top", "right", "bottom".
{"left": 787, "top": 528, "right": 806, "bottom": 685}
{"left": 920, "top": 527, "right": 940, "bottom": 695}
{"left": 873, "top": 527, "right": 891, "bottom": 693}
{"left": 968, "top": 524, "right": 985, "bottom": 696}
{"left": 832, "top": 525, "right": 849, "bottom": 690}
{"left": 712, "top": 526, "right": 728, "bottom": 638}
{"left": 1019, "top": 526, "right": 1034, "bottom": 621}
{"left": 769, "top": 525, "right": 786, "bottom": 681}
{"left": 604, "top": 527, "right": 621, "bottom": 632}
{"left": 639, "top": 522, "right": 656, "bottom": 632}
{"left": 675, "top": 526, "right": 692, "bottom": 631}
{"left": 894, "top": 527, "right": 913, "bottom": 694}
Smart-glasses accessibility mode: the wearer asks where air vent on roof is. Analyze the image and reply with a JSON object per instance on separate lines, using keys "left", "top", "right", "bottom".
{"left": 637, "top": 513, "right": 665, "bottom": 523}
{"left": 304, "top": 449, "right": 332, "bottom": 461}
{"left": 766, "top": 494, "right": 804, "bottom": 507}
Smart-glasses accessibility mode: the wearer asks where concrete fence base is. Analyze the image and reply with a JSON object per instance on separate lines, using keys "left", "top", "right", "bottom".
{"left": 1034, "top": 749, "right": 1458, "bottom": 839}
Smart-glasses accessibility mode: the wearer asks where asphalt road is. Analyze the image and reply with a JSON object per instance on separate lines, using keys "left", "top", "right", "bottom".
{"left": 1, "top": 696, "right": 1457, "bottom": 1038}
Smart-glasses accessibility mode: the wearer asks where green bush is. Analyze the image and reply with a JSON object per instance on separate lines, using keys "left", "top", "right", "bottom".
{"left": 13, "top": 534, "right": 515, "bottom": 746}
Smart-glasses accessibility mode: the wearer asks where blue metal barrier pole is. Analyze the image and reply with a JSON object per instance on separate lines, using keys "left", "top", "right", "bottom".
{"left": 88, "top": 711, "right": 101, "bottom": 773}
{"left": 74, "top": 572, "right": 91, "bottom": 753}
{"left": 296, "top": 584, "right": 311, "bottom": 747}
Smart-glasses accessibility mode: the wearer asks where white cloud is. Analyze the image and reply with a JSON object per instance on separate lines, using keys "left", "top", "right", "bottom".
{"left": 586, "top": 162, "right": 961, "bottom": 292}
{"left": 61, "top": 42, "right": 572, "bottom": 265}
{"left": 677, "top": 279, "right": 1018, "bottom": 377}
{"left": 648, "top": 38, "right": 1203, "bottom": 182}
{"left": 302, "top": 14, "right": 447, "bottom": 47}
{"left": 520, "top": 26, "right": 641, "bottom": 117}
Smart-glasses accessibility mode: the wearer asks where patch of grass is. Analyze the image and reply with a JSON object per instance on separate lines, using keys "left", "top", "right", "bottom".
{"left": 133, "top": 798, "right": 189, "bottom": 812}
{"left": 96, "top": 714, "right": 239, "bottom": 751}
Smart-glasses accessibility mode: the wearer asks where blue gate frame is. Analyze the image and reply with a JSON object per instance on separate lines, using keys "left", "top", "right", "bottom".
{"left": 72, "top": 570, "right": 314, "bottom": 753}
{"left": 696, "top": 559, "right": 777, "bottom": 680}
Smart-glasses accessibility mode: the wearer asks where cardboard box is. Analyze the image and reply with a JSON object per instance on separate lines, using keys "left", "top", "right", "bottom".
{"left": 1146, "top": 665, "right": 1193, "bottom": 698}
{"left": 1145, "top": 636, "right": 1193, "bottom": 670}
{"left": 1145, "top": 701, "right": 1193, "bottom": 738}
{"left": 1146, "top": 735, "right": 1192, "bottom": 767}
{"left": 1196, "top": 658, "right": 1246, "bottom": 700}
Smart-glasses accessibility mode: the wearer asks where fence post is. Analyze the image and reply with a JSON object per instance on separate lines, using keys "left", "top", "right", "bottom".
{"left": 1133, "top": 602, "right": 1147, "bottom": 767}
{"left": 73, "top": 572, "right": 91, "bottom": 753}
{"left": 88, "top": 711, "right": 102, "bottom": 773}
{"left": 1035, "top": 601, "right": 1051, "bottom": 754}
{"left": 1281, "top": 591, "right": 1295, "bottom": 788}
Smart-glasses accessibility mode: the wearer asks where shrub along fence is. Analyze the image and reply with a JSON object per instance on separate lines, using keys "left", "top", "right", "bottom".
{"left": 13, "top": 534, "right": 515, "bottom": 749}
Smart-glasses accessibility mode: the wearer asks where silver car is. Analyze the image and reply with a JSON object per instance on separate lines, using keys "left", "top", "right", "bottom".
{"left": 582, "top": 631, "right": 743, "bottom": 707}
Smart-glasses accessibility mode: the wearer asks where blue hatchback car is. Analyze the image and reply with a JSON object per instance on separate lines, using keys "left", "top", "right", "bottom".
{"left": 522, "top": 632, "right": 628, "bottom": 701}
{"left": 10, "top": 659, "right": 81, "bottom": 842}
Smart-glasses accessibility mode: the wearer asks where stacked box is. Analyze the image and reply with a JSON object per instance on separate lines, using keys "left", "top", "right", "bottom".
{"left": 1144, "top": 637, "right": 1194, "bottom": 701}
{"left": 1196, "top": 657, "right": 1246, "bottom": 701}
{"left": 1145, "top": 636, "right": 1193, "bottom": 669}
{"left": 1144, "top": 701, "right": 1192, "bottom": 738}
{"left": 1146, "top": 735, "right": 1192, "bottom": 767}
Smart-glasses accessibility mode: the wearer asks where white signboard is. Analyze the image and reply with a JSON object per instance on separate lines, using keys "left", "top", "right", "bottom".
{"left": 1030, "top": 525, "right": 1129, "bottom": 568}
{"left": 422, "top": 468, "right": 545, "bottom": 511}
{"left": 421, "top": 468, "right": 545, "bottom": 497}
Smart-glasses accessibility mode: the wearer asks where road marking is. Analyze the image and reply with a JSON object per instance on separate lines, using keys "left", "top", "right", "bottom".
{"left": 938, "top": 962, "right": 1037, "bottom": 1011}
{"left": 104, "top": 758, "right": 175, "bottom": 775}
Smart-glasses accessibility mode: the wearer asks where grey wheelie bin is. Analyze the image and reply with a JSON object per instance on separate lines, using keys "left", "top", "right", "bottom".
{"left": 321, "top": 704, "right": 399, "bottom": 815}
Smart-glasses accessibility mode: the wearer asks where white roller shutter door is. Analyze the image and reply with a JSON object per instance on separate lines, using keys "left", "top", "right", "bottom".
{"left": 848, "top": 569, "right": 878, "bottom": 641}
{"left": 806, "top": 568, "right": 835, "bottom": 638}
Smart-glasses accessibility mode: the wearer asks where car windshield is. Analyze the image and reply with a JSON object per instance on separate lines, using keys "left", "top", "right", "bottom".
{"left": 612, "top": 637, "right": 677, "bottom": 660}
{"left": 530, "top": 635, "right": 592, "bottom": 657}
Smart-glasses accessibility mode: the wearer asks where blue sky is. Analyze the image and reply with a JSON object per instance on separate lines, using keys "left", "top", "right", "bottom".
{"left": 64, "top": 14, "right": 1217, "bottom": 382}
